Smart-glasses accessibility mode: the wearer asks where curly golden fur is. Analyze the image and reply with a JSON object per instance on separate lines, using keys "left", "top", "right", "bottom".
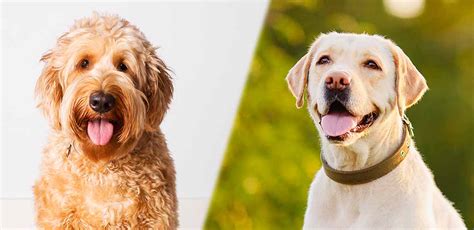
{"left": 33, "top": 13, "right": 177, "bottom": 229}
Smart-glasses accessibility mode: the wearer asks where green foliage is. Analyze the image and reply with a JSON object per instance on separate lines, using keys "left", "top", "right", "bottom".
{"left": 205, "top": 0, "right": 474, "bottom": 228}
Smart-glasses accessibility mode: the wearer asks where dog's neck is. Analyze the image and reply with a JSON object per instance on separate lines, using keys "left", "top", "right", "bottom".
{"left": 321, "top": 111, "right": 405, "bottom": 171}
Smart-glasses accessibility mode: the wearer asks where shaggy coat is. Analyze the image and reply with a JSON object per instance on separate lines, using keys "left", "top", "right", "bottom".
{"left": 34, "top": 13, "right": 177, "bottom": 229}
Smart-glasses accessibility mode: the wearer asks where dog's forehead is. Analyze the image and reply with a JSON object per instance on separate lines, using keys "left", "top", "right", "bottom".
{"left": 316, "top": 33, "right": 391, "bottom": 60}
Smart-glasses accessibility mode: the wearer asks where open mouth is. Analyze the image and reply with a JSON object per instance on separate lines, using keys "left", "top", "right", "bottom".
{"left": 320, "top": 101, "right": 378, "bottom": 142}
{"left": 86, "top": 118, "right": 121, "bottom": 146}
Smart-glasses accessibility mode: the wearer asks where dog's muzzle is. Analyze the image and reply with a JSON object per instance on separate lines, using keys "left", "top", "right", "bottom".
{"left": 319, "top": 72, "right": 379, "bottom": 141}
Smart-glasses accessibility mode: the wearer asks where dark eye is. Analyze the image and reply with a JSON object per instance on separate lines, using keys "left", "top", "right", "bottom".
{"left": 364, "top": 60, "right": 381, "bottom": 70}
{"left": 80, "top": 59, "right": 89, "bottom": 69}
{"left": 117, "top": 62, "right": 128, "bottom": 72}
{"left": 316, "top": 55, "right": 331, "bottom": 65}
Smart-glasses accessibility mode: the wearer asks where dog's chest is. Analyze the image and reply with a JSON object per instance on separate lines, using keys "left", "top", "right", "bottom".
{"left": 306, "top": 181, "right": 364, "bottom": 227}
{"left": 304, "top": 170, "right": 408, "bottom": 228}
{"left": 68, "top": 172, "right": 141, "bottom": 226}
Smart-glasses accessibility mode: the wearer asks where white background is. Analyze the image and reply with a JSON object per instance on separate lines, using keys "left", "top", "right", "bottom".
{"left": 0, "top": 1, "right": 268, "bottom": 228}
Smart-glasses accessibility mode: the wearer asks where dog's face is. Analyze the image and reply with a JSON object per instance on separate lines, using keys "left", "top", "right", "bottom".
{"left": 287, "top": 32, "right": 427, "bottom": 145}
{"left": 36, "top": 14, "right": 173, "bottom": 160}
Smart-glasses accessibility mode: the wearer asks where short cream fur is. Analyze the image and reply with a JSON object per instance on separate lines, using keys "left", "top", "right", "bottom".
{"left": 287, "top": 32, "right": 466, "bottom": 228}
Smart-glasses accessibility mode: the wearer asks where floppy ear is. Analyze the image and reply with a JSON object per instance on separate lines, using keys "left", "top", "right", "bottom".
{"left": 389, "top": 42, "right": 428, "bottom": 112}
{"left": 35, "top": 52, "right": 63, "bottom": 130}
{"left": 144, "top": 49, "right": 173, "bottom": 131}
{"left": 286, "top": 52, "right": 314, "bottom": 109}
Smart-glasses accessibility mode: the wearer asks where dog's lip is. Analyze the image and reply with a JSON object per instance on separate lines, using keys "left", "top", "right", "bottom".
{"left": 87, "top": 118, "right": 120, "bottom": 126}
{"left": 86, "top": 115, "right": 121, "bottom": 126}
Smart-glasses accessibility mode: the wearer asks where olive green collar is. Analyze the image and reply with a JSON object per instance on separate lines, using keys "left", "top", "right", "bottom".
{"left": 321, "top": 123, "right": 411, "bottom": 185}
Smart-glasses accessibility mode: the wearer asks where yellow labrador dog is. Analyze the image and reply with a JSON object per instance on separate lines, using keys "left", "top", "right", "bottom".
{"left": 286, "top": 32, "right": 466, "bottom": 228}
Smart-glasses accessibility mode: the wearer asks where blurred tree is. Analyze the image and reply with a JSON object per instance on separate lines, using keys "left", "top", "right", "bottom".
{"left": 205, "top": 0, "right": 474, "bottom": 228}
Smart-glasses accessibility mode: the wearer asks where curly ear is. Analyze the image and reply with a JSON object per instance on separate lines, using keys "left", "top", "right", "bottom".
{"left": 388, "top": 41, "right": 428, "bottom": 113}
{"left": 35, "top": 52, "right": 63, "bottom": 130}
{"left": 144, "top": 49, "right": 173, "bottom": 131}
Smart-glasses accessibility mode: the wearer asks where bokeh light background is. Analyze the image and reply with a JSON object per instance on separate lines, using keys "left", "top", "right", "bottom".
{"left": 205, "top": 0, "right": 473, "bottom": 228}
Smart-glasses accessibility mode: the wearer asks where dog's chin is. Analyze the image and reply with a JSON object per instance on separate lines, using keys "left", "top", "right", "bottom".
{"left": 318, "top": 101, "right": 379, "bottom": 145}
{"left": 324, "top": 130, "right": 364, "bottom": 145}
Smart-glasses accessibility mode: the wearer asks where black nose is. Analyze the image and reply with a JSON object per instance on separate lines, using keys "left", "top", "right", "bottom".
{"left": 89, "top": 92, "right": 115, "bottom": 113}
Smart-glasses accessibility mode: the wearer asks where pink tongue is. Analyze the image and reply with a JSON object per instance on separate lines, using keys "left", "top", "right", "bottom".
{"left": 321, "top": 112, "right": 358, "bottom": 137}
{"left": 87, "top": 119, "right": 114, "bottom": 146}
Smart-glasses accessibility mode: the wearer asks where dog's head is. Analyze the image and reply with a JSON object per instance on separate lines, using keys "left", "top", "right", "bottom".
{"left": 286, "top": 32, "right": 427, "bottom": 145}
{"left": 35, "top": 13, "right": 173, "bottom": 160}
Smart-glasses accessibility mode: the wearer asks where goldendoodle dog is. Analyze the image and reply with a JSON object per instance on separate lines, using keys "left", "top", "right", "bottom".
{"left": 34, "top": 13, "right": 177, "bottom": 229}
